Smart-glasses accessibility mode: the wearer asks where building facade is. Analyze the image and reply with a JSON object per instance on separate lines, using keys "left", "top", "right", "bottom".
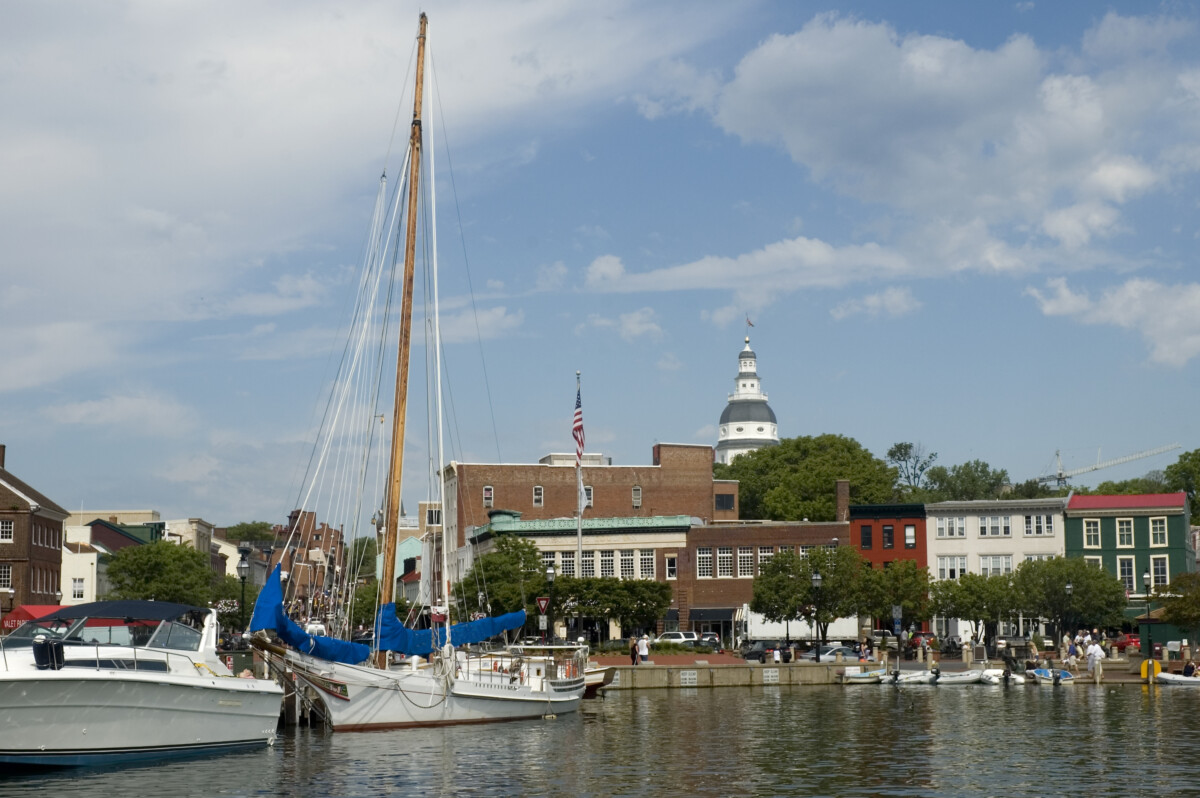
{"left": 715, "top": 337, "right": 780, "bottom": 465}
{"left": 0, "top": 445, "right": 69, "bottom": 613}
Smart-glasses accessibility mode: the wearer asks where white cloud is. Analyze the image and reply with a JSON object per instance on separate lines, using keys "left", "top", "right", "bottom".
{"left": 0, "top": 322, "right": 125, "bottom": 392}
{"left": 439, "top": 306, "right": 524, "bottom": 344}
{"left": 1027, "top": 277, "right": 1200, "bottom": 366}
{"left": 830, "top": 287, "right": 922, "bottom": 321}
{"left": 585, "top": 254, "right": 627, "bottom": 288}
{"left": 657, "top": 352, "right": 683, "bottom": 371}
{"left": 1041, "top": 201, "right": 1120, "bottom": 249}
{"left": 578, "top": 307, "right": 663, "bottom": 342}
{"left": 44, "top": 391, "right": 196, "bottom": 437}
{"left": 535, "top": 261, "right": 568, "bottom": 291}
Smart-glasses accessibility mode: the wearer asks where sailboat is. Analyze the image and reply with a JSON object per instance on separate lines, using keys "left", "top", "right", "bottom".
{"left": 248, "top": 13, "right": 586, "bottom": 731}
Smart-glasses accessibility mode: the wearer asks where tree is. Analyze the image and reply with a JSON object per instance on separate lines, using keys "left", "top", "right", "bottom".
{"left": 1094, "top": 471, "right": 1168, "bottom": 495}
{"left": 714, "top": 434, "right": 896, "bottom": 521}
{"left": 1006, "top": 479, "right": 1063, "bottom": 500}
{"left": 887, "top": 442, "right": 937, "bottom": 494}
{"left": 211, "top": 573, "right": 260, "bottom": 632}
{"left": 1012, "top": 557, "right": 1126, "bottom": 640}
{"left": 750, "top": 550, "right": 807, "bottom": 642}
{"left": 1157, "top": 572, "right": 1200, "bottom": 643}
{"left": 347, "top": 581, "right": 408, "bottom": 631}
{"left": 452, "top": 535, "right": 545, "bottom": 621}
{"left": 105, "top": 541, "right": 214, "bottom": 605}
{"left": 924, "top": 460, "right": 1010, "bottom": 501}
{"left": 225, "top": 521, "right": 275, "bottom": 544}
{"left": 347, "top": 536, "right": 378, "bottom": 583}
{"left": 551, "top": 577, "right": 671, "bottom": 637}
{"left": 1165, "top": 448, "right": 1200, "bottom": 518}
{"left": 751, "top": 546, "right": 869, "bottom": 647}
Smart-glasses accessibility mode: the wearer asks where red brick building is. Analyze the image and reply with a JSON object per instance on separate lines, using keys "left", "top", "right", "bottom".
{"left": 848, "top": 503, "right": 928, "bottom": 571}
{"left": 270, "top": 509, "right": 347, "bottom": 624}
{"left": 444, "top": 443, "right": 738, "bottom": 550}
{"left": 0, "top": 444, "right": 69, "bottom": 611}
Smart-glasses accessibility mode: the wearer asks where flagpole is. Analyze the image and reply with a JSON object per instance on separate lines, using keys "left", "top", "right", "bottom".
{"left": 574, "top": 371, "right": 584, "bottom": 571}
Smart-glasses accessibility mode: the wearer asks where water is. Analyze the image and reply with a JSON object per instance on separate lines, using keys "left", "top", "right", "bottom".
{"left": 3, "top": 685, "right": 1196, "bottom": 797}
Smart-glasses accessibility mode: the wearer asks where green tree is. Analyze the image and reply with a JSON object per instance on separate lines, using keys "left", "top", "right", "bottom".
{"left": 347, "top": 535, "right": 378, "bottom": 583}
{"left": 453, "top": 535, "right": 545, "bottom": 620}
{"left": 1094, "top": 471, "right": 1168, "bottom": 495}
{"left": 887, "top": 442, "right": 937, "bottom": 495}
{"left": 1165, "top": 448, "right": 1200, "bottom": 518}
{"left": 750, "top": 550, "right": 807, "bottom": 641}
{"left": 105, "top": 541, "right": 214, "bottom": 605}
{"left": 714, "top": 434, "right": 896, "bottom": 521}
{"left": 347, "top": 581, "right": 408, "bottom": 632}
{"left": 225, "top": 521, "right": 275, "bottom": 544}
{"left": 1012, "top": 557, "right": 1126, "bottom": 639}
{"left": 1157, "top": 572, "right": 1200, "bottom": 643}
{"left": 211, "top": 573, "right": 260, "bottom": 632}
{"left": 1006, "top": 479, "right": 1063, "bottom": 500}
{"left": 924, "top": 460, "right": 1010, "bottom": 501}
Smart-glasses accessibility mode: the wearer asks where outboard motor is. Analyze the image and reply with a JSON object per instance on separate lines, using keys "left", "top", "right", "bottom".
{"left": 890, "top": 670, "right": 900, "bottom": 685}
{"left": 931, "top": 667, "right": 940, "bottom": 685}
{"left": 32, "top": 636, "right": 65, "bottom": 670}
{"left": 1002, "top": 668, "right": 1011, "bottom": 685}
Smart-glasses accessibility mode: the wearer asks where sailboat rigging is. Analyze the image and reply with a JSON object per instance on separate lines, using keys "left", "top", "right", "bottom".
{"left": 249, "top": 13, "right": 587, "bottom": 731}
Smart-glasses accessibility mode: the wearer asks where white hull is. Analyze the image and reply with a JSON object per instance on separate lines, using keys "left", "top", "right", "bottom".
{"left": 1028, "top": 668, "right": 1075, "bottom": 685}
{"left": 935, "top": 669, "right": 983, "bottom": 685}
{"left": 841, "top": 669, "right": 883, "bottom": 684}
{"left": 285, "top": 649, "right": 585, "bottom": 731}
{"left": 1156, "top": 672, "right": 1200, "bottom": 686}
{"left": 980, "top": 668, "right": 1026, "bottom": 685}
{"left": 891, "top": 670, "right": 938, "bottom": 685}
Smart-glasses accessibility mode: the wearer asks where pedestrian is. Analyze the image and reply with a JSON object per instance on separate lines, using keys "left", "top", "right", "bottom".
{"left": 772, "top": 646, "right": 782, "bottom": 664}
{"left": 1086, "top": 639, "right": 1105, "bottom": 684}
{"left": 630, "top": 637, "right": 638, "bottom": 667}
{"left": 1066, "top": 642, "right": 1079, "bottom": 672}
{"left": 638, "top": 634, "right": 650, "bottom": 663}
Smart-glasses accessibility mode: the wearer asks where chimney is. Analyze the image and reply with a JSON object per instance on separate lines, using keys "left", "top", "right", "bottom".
{"left": 0, "top": 443, "right": 5, "bottom": 469}
{"left": 109, "top": 516, "right": 118, "bottom": 524}
{"left": 835, "top": 479, "right": 850, "bottom": 523}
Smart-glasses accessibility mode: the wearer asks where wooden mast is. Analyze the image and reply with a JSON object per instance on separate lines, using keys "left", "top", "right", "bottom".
{"left": 378, "top": 13, "right": 427, "bottom": 641}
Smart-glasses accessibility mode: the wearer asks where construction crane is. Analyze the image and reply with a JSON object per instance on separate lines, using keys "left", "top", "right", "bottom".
{"left": 1037, "top": 443, "right": 1182, "bottom": 486}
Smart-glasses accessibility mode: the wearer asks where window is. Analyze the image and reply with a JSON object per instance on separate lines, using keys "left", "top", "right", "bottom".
{"left": 640, "top": 549, "right": 654, "bottom": 579}
{"left": 758, "top": 546, "right": 774, "bottom": 566}
{"left": 533, "top": 485, "right": 544, "bottom": 507}
{"left": 1084, "top": 519, "right": 1100, "bottom": 548}
{"left": 979, "top": 555, "right": 1012, "bottom": 576}
{"left": 620, "top": 550, "right": 635, "bottom": 579}
{"left": 882, "top": 525, "right": 894, "bottom": 549}
{"left": 561, "top": 551, "right": 576, "bottom": 577}
{"left": 426, "top": 507, "right": 441, "bottom": 526}
{"left": 1151, "top": 517, "right": 1167, "bottom": 547}
{"left": 1117, "top": 556, "right": 1135, "bottom": 593}
{"left": 904, "top": 525, "right": 916, "bottom": 549}
{"left": 1025, "top": 515, "right": 1054, "bottom": 536}
{"left": 0, "top": 520, "right": 12, "bottom": 542}
{"left": 937, "top": 556, "right": 967, "bottom": 581}
{"left": 584, "top": 486, "right": 593, "bottom": 508}
{"left": 581, "top": 551, "right": 595, "bottom": 578}
{"left": 1084, "top": 556, "right": 1103, "bottom": 570}
{"left": 936, "top": 517, "right": 966, "bottom": 538}
{"left": 738, "top": 546, "right": 754, "bottom": 577}
{"left": 714, "top": 494, "right": 735, "bottom": 511}
{"left": 697, "top": 548, "right": 713, "bottom": 578}
{"left": 599, "top": 550, "right": 615, "bottom": 578}
{"left": 1024, "top": 553, "right": 1053, "bottom": 563}
{"left": 632, "top": 486, "right": 642, "bottom": 509}
{"left": 1151, "top": 555, "right": 1169, "bottom": 588}
{"left": 0, "top": 563, "right": 10, "bottom": 588}
{"left": 72, "top": 577, "right": 85, "bottom": 600}
{"left": 717, "top": 546, "right": 734, "bottom": 577}
{"left": 666, "top": 555, "right": 677, "bottom": 580}
{"left": 860, "top": 525, "right": 873, "bottom": 550}
{"left": 482, "top": 485, "right": 493, "bottom": 508}
{"left": 1116, "top": 518, "right": 1133, "bottom": 548}
{"left": 979, "top": 516, "right": 1011, "bottom": 537}
{"left": 542, "top": 551, "right": 556, "bottom": 572}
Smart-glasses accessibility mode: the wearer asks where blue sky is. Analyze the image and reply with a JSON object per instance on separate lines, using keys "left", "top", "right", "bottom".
{"left": 2, "top": 1, "right": 1198, "bottom": 526}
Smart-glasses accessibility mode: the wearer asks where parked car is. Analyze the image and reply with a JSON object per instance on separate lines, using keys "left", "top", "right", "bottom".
{"left": 654, "top": 631, "right": 699, "bottom": 646}
{"left": 1111, "top": 633, "right": 1140, "bottom": 653}
{"left": 804, "top": 644, "right": 858, "bottom": 662}
{"left": 940, "top": 635, "right": 963, "bottom": 655}
{"left": 698, "top": 632, "right": 721, "bottom": 650}
{"left": 742, "top": 641, "right": 792, "bottom": 663}
{"left": 871, "top": 629, "right": 899, "bottom": 649}
{"left": 907, "top": 631, "right": 937, "bottom": 650}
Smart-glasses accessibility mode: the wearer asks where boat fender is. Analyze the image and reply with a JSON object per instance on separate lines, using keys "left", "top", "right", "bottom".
{"left": 32, "top": 636, "right": 64, "bottom": 671}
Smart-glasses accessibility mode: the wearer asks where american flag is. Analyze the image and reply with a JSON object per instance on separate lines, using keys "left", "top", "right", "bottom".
{"left": 573, "top": 385, "right": 585, "bottom": 465}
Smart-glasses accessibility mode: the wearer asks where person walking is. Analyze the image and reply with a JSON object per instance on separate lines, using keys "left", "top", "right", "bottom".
{"left": 630, "top": 637, "right": 639, "bottom": 666}
{"left": 637, "top": 635, "right": 650, "bottom": 663}
{"left": 1086, "top": 639, "right": 1106, "bottom": 684}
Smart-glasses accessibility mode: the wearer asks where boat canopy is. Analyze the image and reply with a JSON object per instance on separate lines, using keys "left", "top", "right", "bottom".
{"left": 36, "top": 600, "right": 204, "bottom": 622}
{"left": 375, "top": 605, "right": 527, "bottom": 655}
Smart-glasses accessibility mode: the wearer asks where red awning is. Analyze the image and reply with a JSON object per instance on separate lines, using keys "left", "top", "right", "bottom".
{"left": 2, "top": 604, "right": 67, "bottom": 631}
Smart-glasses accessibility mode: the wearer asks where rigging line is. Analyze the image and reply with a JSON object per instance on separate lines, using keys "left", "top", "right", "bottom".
{"left": 381, "top": 30, "right": 421, "bottom": 179}
{"left": 428, "top": 44, "right": 503, "bottom": 464}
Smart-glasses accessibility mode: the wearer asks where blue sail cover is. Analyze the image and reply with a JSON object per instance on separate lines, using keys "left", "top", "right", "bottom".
{"left": 249, "top": 564, "right": 371, "bottom": 665}
{"left": 375, "top": 604, "right": 527, "bottom": 655}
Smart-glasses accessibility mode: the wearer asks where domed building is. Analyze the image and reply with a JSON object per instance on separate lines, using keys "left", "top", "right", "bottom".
{"left": 715, "top": 337, "right": 780, "bottom": 465}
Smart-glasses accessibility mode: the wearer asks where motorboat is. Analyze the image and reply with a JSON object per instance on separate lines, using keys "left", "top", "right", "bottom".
{"left": 0, "top": 600, "right": 283, "bottom": 766}
{"left": 1156, "top": 672, "right": 1200, "bottom": 686}
{"left": 1029, "top": 668, "right": 1075, "bottom": 685}
{"left": 980, "top": 668, "right": 1026, "bottom": 685}
{"left": 890, "top": 669, "right": 939, "bottom": 685}
{"left": 933, "top": 669, "right": 984, "bottom": 685}
{"left": 841, "top": 667, "right": 885, "bottom": 684}
{"left": 583, "top": 663, "right": 616, "bottom": 697}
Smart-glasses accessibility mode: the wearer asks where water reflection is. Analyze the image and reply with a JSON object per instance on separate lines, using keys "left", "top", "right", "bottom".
{"left": 2, "top": 685, "right": 1197, "bottom": 797}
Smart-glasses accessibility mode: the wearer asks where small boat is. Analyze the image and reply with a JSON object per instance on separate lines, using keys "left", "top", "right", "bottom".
{"left": 1156, "top": 672, "right": 1200, "bottom": 686}
{"left": 583, "top": 664, "right": 616, "bottom": 697}
{"left": 0, "top": 600, "right": 283, "bottom": 766}
{"left": 841, "top": 668, "right": 884, "bottom": 684}
{"left": 891, "top": 669, "right": 938, "bottom": 685}
{"left": 934, "top": 669, "right": 984, "bottom": 685}
{"left": 1029, "top": 668, "right": 1075, "bottom": 685}
{"left": 980, "top": 668, "right": 1025, "bottom": 685}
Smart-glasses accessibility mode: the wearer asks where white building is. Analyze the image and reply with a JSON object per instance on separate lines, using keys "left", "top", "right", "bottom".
{"left": 715, "top": 337, "right": 780, "bottom": 465}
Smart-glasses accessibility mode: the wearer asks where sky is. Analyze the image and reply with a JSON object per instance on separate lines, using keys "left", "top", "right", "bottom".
{"left": 2, "top": 1, "right": 1199, "bottom": 528}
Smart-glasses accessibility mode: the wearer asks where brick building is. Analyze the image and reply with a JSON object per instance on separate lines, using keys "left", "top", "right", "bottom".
{"left": 270, "top": 509, "right": 347, "bottom": 625}
{"left": 444, "top": 443, "right": 738, "bottom": 551}
{"left": 0, "top": 444, "right": 69, "bottom": 612}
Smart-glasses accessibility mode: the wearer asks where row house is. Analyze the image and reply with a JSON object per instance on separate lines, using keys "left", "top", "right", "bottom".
{"left": 270, "top": 509, "right": 347, "bottom": 624}
{"left": 0, "top": 445, "right": 68, "bottom": 618}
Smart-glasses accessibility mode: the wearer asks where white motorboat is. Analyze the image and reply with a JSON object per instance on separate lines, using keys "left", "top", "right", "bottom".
{"left": 841, "top": 668, "right": 885, "bottom": 684}
{"left": 0, "top": 600, "right": 283, "bottom": 766}
{"left": 1156, "top": 672, "right": 1200, "bottom": 686}
{"left": 934, "top": 669, "right": 984, "bottom": 685}
{"left": 1029, "top": 668, "right": 1075, "bottom": 685}
{"left": 980, "top": 668, "right": 1026, "bottom": 685}
{"left": 890, "top": 669, "right": 939, "bottom": 685}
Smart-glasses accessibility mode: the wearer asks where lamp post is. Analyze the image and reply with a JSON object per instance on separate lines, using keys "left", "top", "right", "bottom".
{"left": 237, "top": 549, "right": 251, "bottom": 632}
{"left": 1063, "top": 581, "right": 1073, "bottom": 663}
{"left": 1143, "top": 570, "right": 1154, "bottom": 669}
{"left": 811, "top": 570, "right": 823, "bottom": 662}
{"left": 546, "top": 566, "right": 556, "bottom": 645}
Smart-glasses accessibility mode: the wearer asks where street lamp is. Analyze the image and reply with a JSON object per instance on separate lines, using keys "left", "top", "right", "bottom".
{"left": 811, "top": 570, "right": 823, "bottom": 661}
{"left": 237, "top": 550, "right": 251, "bottom": 632}
{"left": 1143, "top": 570, "right": 1154, "bottom": 670}
{"left": 545, "top": 566, "right": 556, "bottom": 645}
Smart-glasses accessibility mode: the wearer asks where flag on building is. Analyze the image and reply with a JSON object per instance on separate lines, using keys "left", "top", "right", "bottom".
{"left": 574, "top": 379, "right": 587, "bottom": 513}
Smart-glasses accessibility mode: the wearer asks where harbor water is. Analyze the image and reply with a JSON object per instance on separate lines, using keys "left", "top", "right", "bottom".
{"left": 3, "top": 684, "right": 1197, "bottom": 797}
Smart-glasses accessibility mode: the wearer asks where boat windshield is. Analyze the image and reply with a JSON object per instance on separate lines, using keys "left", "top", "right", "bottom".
{"left": 2, "top": 615, "right": 203, "bottom": 652}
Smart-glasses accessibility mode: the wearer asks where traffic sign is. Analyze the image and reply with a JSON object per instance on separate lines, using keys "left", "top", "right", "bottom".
{"left": 536, "top": 596, "right": 550, "bottom": 614}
